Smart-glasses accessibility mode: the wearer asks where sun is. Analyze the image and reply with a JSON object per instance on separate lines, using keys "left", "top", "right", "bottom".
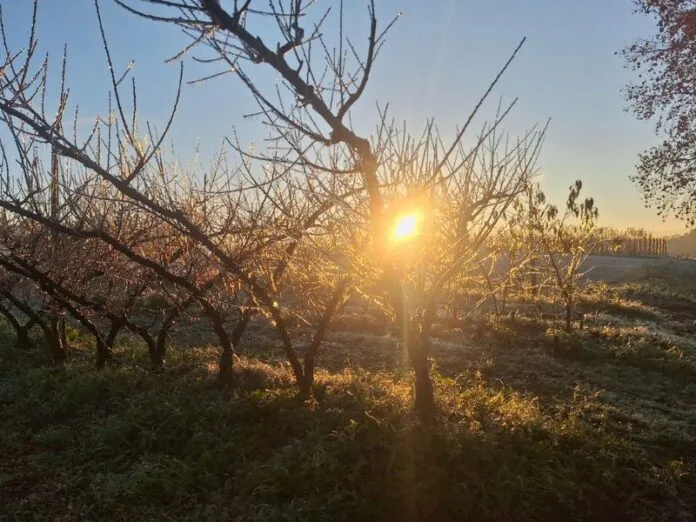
{"left": 392, "top": 212, "right": 421, "bottom": 241}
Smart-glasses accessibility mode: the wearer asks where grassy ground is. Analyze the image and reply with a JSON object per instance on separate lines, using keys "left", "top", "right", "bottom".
{"left": 1, "top": 268, "right": 696, "bottom": 521}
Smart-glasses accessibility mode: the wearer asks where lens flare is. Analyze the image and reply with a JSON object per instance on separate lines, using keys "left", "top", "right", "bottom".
{"left": 392, "top": 212, "right": 420, "bottom": 241}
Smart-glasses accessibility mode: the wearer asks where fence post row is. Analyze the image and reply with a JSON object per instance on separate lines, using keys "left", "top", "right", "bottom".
{"left": 593, "top": 232, "right": 668, "bottom": 257}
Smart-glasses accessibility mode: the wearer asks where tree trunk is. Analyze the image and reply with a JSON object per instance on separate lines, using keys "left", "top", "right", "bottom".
{"left": 51, "top": 301, "right": 111, "bottom": 369}
{"left": 72, "top": 316, "right": 111, "bottom": 369}
{"left": 141, "top": 332, "right": 163, "bottom": 369}
{"left": 203, "top": 304, "right": 235, "bottom": 383}
{"left": 121, "top": 319, "right": 164, "bottom": 369}
{"left": 0, "top": 301, "right": 33, "bottom": 349}
{"left": 49, "top": 316, "right": 68, "bottom": 362}
{"left": 219, "top": 346, "right": 235, "bottom": 382}
{"left": 154, "top": 296, "right": 204, "bottom": 364}
{"left": 409, "top": 339, "right": 435, "bottom": 420}
{"left": 1, "top": 293, "right": 63, "bottom": 361}
{"left": 154, "top": 305, "right": 185, "bottom": 364}
{"left": 213, "top": 307, "right": 253, "bottom": 383}
{"left": 35, "top": 316, "right": 64, "bottom": 362}
{"left": 105, "top": 321, "right": 122, "bottom": 351}
{"left": 16, "top": 325, "right": 33, "bottom": 350}
{"left": 50, "top": 333, "right": 67, "bottom": 362}
{"left": 403, "top": 316, "right": 435, "bottom": 419}
{"left": 390, "top": 278, "right": 436, "bottom": 419}
{"left": 58, "top": 317, "right": 67, "bottom": 352}
{"left": 273, "top": 316, "right": 305, "bottom": 390}
{"left": 301, "top": 281, "right": 350, "bottom": 397}
{"left": 230, "top": 308, "right": 251, "bottom": 347}
{"left": 565, "top": 293, "right": 573, "bottom": 332}
{"left": 95, "top": 336, "right": 112, "bottom": 370}
{"left": 155, "top": 326, "right": 168, "bottom": 364}
{"left": 413, "top": 305, "right": 437, "bottom": 419}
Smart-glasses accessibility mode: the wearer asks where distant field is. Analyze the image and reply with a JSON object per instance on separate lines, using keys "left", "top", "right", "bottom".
{"left": 583, "top": 254, "right": 696, "bottom": 283}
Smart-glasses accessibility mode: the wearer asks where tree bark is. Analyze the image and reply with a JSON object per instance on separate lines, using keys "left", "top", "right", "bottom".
{"left": 411, "top": 346, "right": 435, "bottom": 418}
{"left": 565, "top": 292, "right": 573, "bottom": 332}
{"left": 105, "top": 320, "right": 123, "bottom": 351}
{"left": 392, "top": 281, "right": 436, "bottom": 419}
{"left": 154, "top": 325, "right": 168, "bottom": 364}
{"left": 230, "top": 308, "right": 251, "bottom": 348}
{"left": 0, "top": 292, "right": 65, "bottom": 361}
{"left": 154, "top": 304, "right": 186, "bottom": 364}
{"left": 16, "top": 325, "right": 33, "bottom": 350}
{"left": 406, "top": 308, "right": 436, "bottom": 420}
{"left": 95, "top": 335, "right": 112, "bottom": 370}
{"left": 203, "top": 304, "right": 235, "bottom": 382}
{"left": 58, "top": 317, "right": 67, "bottom": 352}
{"left": 49, "top": 301, "right": 110, "bottom": 369}
{"left": 141, "top": 331, "right": 163, "bottom": 369}
{"left": 118, "top": 318, "right": 165, "bottom": 369}
{"left": 49, "top": 315, "right": 69, "bottom": 362}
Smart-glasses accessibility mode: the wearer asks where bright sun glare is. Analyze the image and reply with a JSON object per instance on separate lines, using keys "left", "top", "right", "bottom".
{"left": 392, "top": 212, "right": 420, "bottom": 241}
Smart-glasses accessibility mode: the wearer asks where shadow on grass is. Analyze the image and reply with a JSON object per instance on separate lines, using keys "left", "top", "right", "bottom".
{"left": 538, "top": 329, "right": 696, "bottom": 383}
{"left": 613, "top": 264, "right": 696, "bottom": 320}
{"left": 592, "top": 299, "right": 661, "bottom": 322}
{"left": 1, "top": 339, "right": 695, "bottom": 522}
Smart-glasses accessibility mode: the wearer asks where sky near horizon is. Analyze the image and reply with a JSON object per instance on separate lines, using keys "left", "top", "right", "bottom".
{"left": 2, "top": 0, "right": 689, "bottom": 235}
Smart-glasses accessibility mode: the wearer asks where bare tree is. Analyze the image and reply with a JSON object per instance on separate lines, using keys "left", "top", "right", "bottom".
{"left": 527, "top": 181, "right": 600, "bottom": 332}
{"left": 321, "top": 117, "right": 546, "bottom": 414}
{"left": 0, "top": 3, "right": 362, "bottom": 390}
{"left": 111, "top": 0, "right": 543, "bottom": 417}
{"left": 0, "top": 1, "right": 548, "bottom": 418}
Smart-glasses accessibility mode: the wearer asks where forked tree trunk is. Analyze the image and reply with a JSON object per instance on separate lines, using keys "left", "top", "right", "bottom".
{"left": 50, "top": 303, "right": 110, "bottom": 369}
{"left": 230, "top": 308, "right": 251, "bottom": 348}
{"left": 119, "top": 318, "right": 164, "bottom": 369}
{"left": 1, "top": 292, "right": 65, "bottom": 361}
{"left": 35, "top": 315, "right": 64, "bottom": 362}
{"left": 0, "top": 302, "right": 33, "bottom": 349}
{"left": 141, "top": 333, "right": 163, "bottom": 369}
{"left": 202, "top": 304, "right": 235, "bottom": 382}
{"left": 154, "top": 305, "right": 186, "bottom": 364}
{"left": 402, "top": 316, "right": 436, "bottom": 419}
{"left": 105, "top": 320, "right": 123, "bottom": 352}
{"left": 217, "top": 308, "right": 252, "bottom": 382}
{"left": 301, "top": 281, "right": 351, "bottom": 397}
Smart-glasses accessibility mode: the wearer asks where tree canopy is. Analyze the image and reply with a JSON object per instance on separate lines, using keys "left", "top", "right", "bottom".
{"left": 621, "top": 0, "right": 696, "bottom": 225}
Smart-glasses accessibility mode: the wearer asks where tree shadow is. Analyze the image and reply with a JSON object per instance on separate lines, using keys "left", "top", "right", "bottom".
{"left": 2, "top": 342, "right": 695, "bottom": 522}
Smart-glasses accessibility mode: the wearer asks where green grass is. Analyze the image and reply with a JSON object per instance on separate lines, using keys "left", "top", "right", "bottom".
{"left": 2, "top": 271, "right": 696, "bottom": 521}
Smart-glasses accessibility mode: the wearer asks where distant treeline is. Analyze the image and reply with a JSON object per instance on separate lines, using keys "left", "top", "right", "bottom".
{"left": 665, "top": 229, "right": 696, "bottom": 258}
{"left": 593, "top": 227, "right": 668, "bottom": 257}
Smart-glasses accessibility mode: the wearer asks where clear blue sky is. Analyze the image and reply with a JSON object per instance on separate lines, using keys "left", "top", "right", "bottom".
{"left": 3, "top": 0, "right": 686, "bottom": 234}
